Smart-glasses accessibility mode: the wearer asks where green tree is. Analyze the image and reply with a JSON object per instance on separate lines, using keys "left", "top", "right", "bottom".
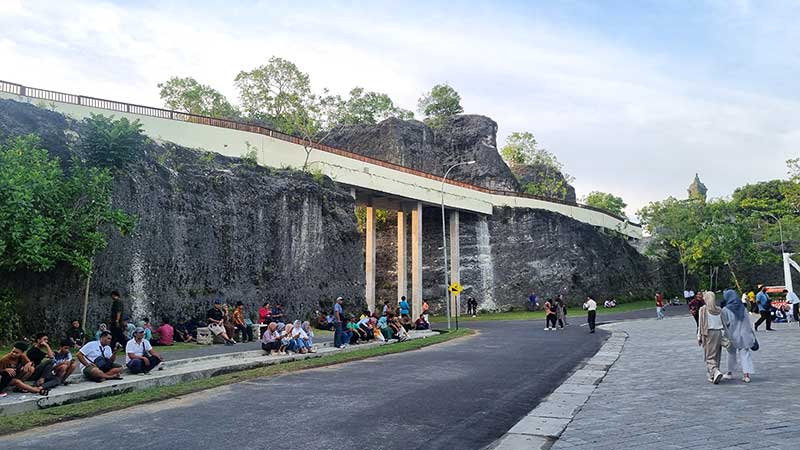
{"left": 783, "top": 158, "right": 800, "bottom": 213}
{"left": 417, "top": 83, "right": 463, "bottom": 128}
{"left": 502, "top": 132, "right": 574, "bottom": 200}
{"left": 80, "top": 114, "right": 148, "bottom": 169}
{"left": 158, "top": 76, "right": 238, "bottom": 118}
{"left": 0, "top": 135, "right": 135, "bottom": 276}
{"left": 332, "top": 87, "right": 413, "bottom": 126}
{"left": 584, "top": 191, "right": 627, "bottom": 218}
{"left": 234, "top": 57, "right": 314, "bottom": 133}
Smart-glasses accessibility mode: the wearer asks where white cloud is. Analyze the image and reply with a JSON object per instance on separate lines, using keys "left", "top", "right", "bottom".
{"left": 1, "top": 0, "right": 798, "bottom": 219}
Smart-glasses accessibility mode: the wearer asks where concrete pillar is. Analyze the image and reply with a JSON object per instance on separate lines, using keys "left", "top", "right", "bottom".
{"left": 411, "top": 202, "right": 423, "bottom": 318}
{"left": 365, "top": 206, "right": 376, "bottom": 313}
{"left": 397, "top": 210, "right": 407, "bottom": 305}
{"left": 449, "top": 210, "right": 460, "bottom": 316}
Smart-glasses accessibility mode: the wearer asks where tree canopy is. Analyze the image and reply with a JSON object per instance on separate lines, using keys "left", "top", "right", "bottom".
{"left": 584, "top": 191, "right": 627, "bottom": 218}
{"left": 0, "top": 135, "right": 135, "bottom": 276}
{"left": 158, "top": 76, "right": 238, "bottom": 118}
{"left": 417, "top": 83, "right": 463, "bottom": 128}
{"left": 501, "top": 132, "right": 574, "bottom": 200}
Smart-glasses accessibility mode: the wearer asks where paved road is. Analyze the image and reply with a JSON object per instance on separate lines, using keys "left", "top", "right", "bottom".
{"left": 1, "top": 308, "right": 678, "bottom": 450}
{"left": 552, "top": 315, "right": 800, "bottom": 450}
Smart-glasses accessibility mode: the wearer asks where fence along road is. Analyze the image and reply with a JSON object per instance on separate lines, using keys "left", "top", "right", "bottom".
{"left": 0, "top": 80, "right": 641, "bottom": 238}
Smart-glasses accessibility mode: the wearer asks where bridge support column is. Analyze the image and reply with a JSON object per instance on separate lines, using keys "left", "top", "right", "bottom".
{"left": 365, "top": 206, "right": 376, "bottom": 313}
{"left": 397, "top": 210, "right": 407, "bottom": 305}
{"left": 411, "top": 202, "right": 423, "bottom": 318}
{"left": 449, "top": 210, "right": 460, "bottom": 317}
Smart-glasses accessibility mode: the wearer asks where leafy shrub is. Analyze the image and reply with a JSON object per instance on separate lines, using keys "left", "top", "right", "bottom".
{"left": 80, "top": 114, "right": 147, "bottom": 169}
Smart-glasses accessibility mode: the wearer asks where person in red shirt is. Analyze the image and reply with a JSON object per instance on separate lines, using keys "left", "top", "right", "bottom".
{"left": 154, "top": 318, "right": 175, "bottom": 346}
{"left": 259, "top": 302, "right": 272, "bottom": 324}
{"left": 656, "top": 292, "right": 665, "bottom": 320}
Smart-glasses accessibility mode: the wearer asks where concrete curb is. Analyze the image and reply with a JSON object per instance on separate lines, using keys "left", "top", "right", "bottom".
{"left": 485, "top": 327, "right": 628, "bottom": 450}
{"left": 0, "top": 330, "right": 438, "bottom": 417}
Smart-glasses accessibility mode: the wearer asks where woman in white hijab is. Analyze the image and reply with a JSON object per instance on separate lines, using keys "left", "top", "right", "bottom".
{"left": 697, "top": 291, "right": 724, "bottom": 384}
{"left": 721, "top": 289, "right": 756, "bottom": 383}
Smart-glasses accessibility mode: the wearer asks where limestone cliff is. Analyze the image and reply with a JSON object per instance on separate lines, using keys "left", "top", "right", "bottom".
{"left": 322, "top": 115, "right": 520, "bottom": 191}
{"left": 0, "top": 100, "right": 365, "bottom": 334}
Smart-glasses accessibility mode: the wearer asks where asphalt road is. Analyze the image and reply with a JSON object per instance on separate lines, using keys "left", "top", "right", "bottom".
{"left": 1, "top": 307, "right": 684, "bottom": 450}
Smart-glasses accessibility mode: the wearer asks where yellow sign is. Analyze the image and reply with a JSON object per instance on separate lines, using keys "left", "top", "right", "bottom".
{"left": 448, "top": 282, "right": 463, "bottom": 295}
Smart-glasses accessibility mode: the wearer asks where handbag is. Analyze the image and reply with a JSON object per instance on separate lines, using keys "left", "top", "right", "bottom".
{"left": 94, "top": 344, "right": 113, "bottom": 371}
{"left": 750, "top": 338, "right": 759, "bottom": 352}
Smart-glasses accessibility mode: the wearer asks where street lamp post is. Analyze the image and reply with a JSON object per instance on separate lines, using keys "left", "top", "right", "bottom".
{"left": 441, "top": 160, "right": 475, "bottom": 329}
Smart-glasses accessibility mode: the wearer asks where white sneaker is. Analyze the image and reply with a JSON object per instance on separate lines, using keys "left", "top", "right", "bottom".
{"left": 544, "top": 327, "right": 549, "bottom": 331}
{"left": 712, "top": 370, "right": 723, "bottom": 384}
{"left": 722, "top": 373, "right": 733, "bottom": 380}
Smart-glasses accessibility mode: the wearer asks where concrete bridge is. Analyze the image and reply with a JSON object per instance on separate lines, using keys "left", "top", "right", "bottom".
{"left": 0, "top": 80, "right": 642, "bottom": 318}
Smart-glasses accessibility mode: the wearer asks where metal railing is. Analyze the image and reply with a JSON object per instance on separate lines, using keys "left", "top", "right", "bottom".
{"left": 0, "top": 79, "right": 639, "bottom": 227}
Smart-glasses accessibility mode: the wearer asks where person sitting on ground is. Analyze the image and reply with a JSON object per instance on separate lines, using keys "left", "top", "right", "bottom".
{"left": 0, "top": 342, "right": 48, "bottom": 397}
{"left": 382, "top": 301, "right": 390, "bottom": 316}
{"left": 775, "top": 306, "right": 788, "bottom": 323}
{"left": 604, "top": 298, "right": 617, "bottom": 308}
{"left": 233, "top": 301, "right": 254, "bottom": 342}
{"left": 316, "top": 311, "right": 333, "bottom": 331}
{"left": 346, "top": 316, "right": 363, "bottom": 344}
{"left": 26, "top": 332, "right": 61, "bottom": 392}
{"left": 77, "top": 331, "right": 123, "bottom": 382}
{"left": 259, "top": 302, "right": 272, "bottom": 324}
{"left": 135, "top": 320, "right": 152, "bottom": 341}
{"left": 370, "top": 317, "right": 386, "bottom": 342}
{"left": 415, "top": 314, "right": 430, "bottom": 330}
{"left": 281, "top": 323, "right": 300, "bottom": 353}
{"left": 388, "top": 314, "right": 409, "bottom": 340}
{"left": 291, "top": 320, "right": 311, "bottom": 353}
{"left": 270, "top": 303, "right": 285, "bottom": 323}
{"left": 95, "top": 323, "right": 108, "bottom": 341}
{"left": 66, "top": 319, "right": 86, "bottom": 347}
{"left": 301, "top": 321, "right": 315, "bottom": 350}
{"left": 377, "top": 314, "right": 394, "bottom": 340}
{"left": 261, "top": 322, "right": 280, "bottom": 355}
{"left": 53, "top": 338, "right": 77, "bottom": 384}
{"left": 358, "top": 315, "right": 374, "bottom": 341}
{"left": 126, "top": 327, "right": 164, "bottom": 374}
{"left": 207, "top": 299, "right": 236, "bottom": 345}
{"left": 422, "top": 301, "right": 430, "bottom": 322}
{"left": 122, "top": 317, "right": 135, "bottom": 340}
{"left": 154, "top": 317, "right": 175, "bottom": 346}
{"left": 401, "top": 314, "right": 413, "bottom": 331}
{"left": 173, "top": 320, "right": 195, "bottom": 343}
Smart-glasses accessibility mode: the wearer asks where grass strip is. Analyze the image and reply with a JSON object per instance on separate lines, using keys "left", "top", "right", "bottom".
{"left": 432, "top": 299, "right": 657, "bottom": 322}
{"left": 0, "top": 329, "right": 473, "bottom": 435}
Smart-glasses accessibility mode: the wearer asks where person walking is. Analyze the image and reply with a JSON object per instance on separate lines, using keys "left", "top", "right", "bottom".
{"left": 655, "top": 291, "right": 665, "bottom": 320}
{"left": 333, "top": 296, "right": 346, "bottom": 348}
{"left": 753, "top": 286, "right": 773, "bottom": 331}
{"left": 544, "top": 299, "right": 557, "bottom": 331}
{"left": 697, "top": 291, "right": 724, "bottom": 384}
{"left": 528, "top": 293, "right": 538, "bottom": 311}
{"left": 583, "top": 296, "right": 597, "bottom": 333}
{"left": 556, "top": 297, "right": 567, "bottom": 329}
{"left": 688, "top": 291, "right": 704, "bottom": 327}
{"left": 721, "top": 289, "right": 756, "bottom": 383}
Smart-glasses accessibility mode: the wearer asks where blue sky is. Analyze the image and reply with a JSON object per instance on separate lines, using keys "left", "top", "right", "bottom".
{"left": 2, "top": 0, "right": 798, "bottom": 216}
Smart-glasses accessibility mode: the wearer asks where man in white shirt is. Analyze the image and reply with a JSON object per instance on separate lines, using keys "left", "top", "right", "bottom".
{"left": 126, "top": 327, "right": 163, "bottom": 374}
{"left": 583, "top": 296, "right": 598, "bottom": 333}
{"left": 77, "top": 331, "right": 122, "bottom": 382}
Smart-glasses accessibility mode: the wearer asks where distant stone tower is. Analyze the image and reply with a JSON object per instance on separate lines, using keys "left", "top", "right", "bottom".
{"left": 687, "top": 173, "right": 708, "bottom": 201}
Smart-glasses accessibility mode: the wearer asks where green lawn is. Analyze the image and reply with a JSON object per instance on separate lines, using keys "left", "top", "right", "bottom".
{"left": 431, "top": 299, "right": 656, "bottom": 322}
{"left": 0, "top": 329, "right": 472, "bottom": 435}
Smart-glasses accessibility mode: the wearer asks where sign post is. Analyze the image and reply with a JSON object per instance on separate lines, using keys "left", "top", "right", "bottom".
{"left": 448, "top": 282, "right": 463, "bottom": 330}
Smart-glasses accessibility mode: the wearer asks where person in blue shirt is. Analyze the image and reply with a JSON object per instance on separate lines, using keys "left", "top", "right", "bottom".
{"left": 753, "top": 286, "right": 773, "bottom": 331}
{"left": 333, "top": 297, "right": 346, "bottom": 348}
{"left": 399, "top": 296, "right": 410, "bottom": 317}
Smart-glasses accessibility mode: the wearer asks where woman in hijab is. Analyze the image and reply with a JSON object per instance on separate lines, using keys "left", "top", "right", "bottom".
{"left": 697, "top": 291, "right": 724, "bottom": 384}
{"left": 721, "top": 289, "right": 756, "bottom": 383}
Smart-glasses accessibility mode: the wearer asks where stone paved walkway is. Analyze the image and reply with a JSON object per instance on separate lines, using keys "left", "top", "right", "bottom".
{"left": 552, "top": 316, "right": 800, "bottom": 450}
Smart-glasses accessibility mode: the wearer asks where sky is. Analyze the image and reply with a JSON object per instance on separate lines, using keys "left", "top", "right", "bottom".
{"left": 1, "top": 0, "right": 799, "bottom": 217}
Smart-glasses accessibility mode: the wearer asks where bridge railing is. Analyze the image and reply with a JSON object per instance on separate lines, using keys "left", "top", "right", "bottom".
{"left": 0, "top": 79, "right": 639, "bottom": 228}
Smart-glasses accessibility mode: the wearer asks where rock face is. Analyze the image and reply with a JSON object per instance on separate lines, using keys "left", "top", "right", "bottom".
{"left": 322, "top": 115, "right": 520, "bottom": 191}
{"left": 373, "top": 207, "right": 654, "bottom": 312}
{"left": 0, "top": 99, "right": 364, "bottom": 335}
{"left": 513, "top": 163, "right": 577, "bottom": 203}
